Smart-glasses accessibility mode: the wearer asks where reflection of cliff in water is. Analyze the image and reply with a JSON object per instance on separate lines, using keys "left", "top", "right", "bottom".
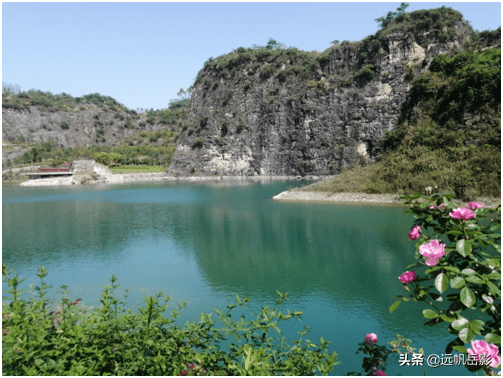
{"left": 175, "top": 197, "right": 414, "bottom": 305}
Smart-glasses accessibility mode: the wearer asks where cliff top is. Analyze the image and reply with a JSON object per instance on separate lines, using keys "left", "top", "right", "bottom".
{"left": 2, "top": 90, "right": 132, "bottom": 114}
{"left": 196, "top": 5, "right": 499, "bottom": 86}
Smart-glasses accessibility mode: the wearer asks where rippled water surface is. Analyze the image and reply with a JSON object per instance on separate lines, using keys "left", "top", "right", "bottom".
{"left": 3, "top": 181, "right": 468, "bottom": 375}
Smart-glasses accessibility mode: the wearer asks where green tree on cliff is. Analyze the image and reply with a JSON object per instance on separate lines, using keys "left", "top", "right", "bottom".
{"left": 375, "top": 2, "right": 410, "bottom": 28}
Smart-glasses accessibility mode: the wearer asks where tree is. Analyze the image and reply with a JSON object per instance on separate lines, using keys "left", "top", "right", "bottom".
{"left": 375, "top": 2, "right": 409, "bottom": 28}
{"left": 169, "top": 86, "right": 193, "bottom": 109}
{"left": 2, "top": 82, "right": 21, "bottom": 95}
{"left": 331, "top": 40, "right": 340, "bottom": 45}
{"left": 93, "top": 152, "right": 110, "bottom": 166}
{"left": 265, "top": 38, "right": 287, "bottom": 50}
{"left": 108, "top": 153, "right": 124, "bottom": 167}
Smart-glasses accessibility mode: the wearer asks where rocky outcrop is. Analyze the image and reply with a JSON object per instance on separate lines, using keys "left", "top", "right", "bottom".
{"left": 168, "top": 12, "right": 471, "bottom": 177}
{"left": 2, "top": 104, "right": 178, "bottom": 149}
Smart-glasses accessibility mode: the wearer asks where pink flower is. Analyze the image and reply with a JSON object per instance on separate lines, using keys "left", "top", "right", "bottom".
{"left": 365, "top": 333, "right": 378, "bottom": 343}
{"left": 182, "top": 370, "right": 188, "bottom": 375}
{"left": 429, "top": 204, "right": 436, "bottom": 209}
{"left": 438, "top": 203, "right": 445, "bottom": 209}
{"left": 189, "top": 365, "right": 195, "bottom": 369}
{"left": 467, "top": 340, "right": 501, "bottom": 368}
{"left": 376, "top": 371, "right": 387, "bottom": 376}
{"left": 468, "top": 202, "right": 483, "bottom": 210}
{"left": 419, "top": 240, "right": 446, "bottom": 266}
{"left": 449, "top": 207, "right": 475, "bottom": 220}
{"left": 408, "top": 225, "right": 421, "bottom": 240}
{"left": 398, "top": 271, "right": 417, "bottom": 283}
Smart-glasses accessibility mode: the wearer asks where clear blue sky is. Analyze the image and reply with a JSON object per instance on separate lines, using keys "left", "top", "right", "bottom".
{"left": 2, "top": 2, "right": 501, "bottom": 111}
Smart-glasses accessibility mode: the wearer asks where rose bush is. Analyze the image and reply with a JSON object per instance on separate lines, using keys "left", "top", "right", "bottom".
{"left": 348, "top": 334, "right": 422, "bottom": 376}
{"left": 390, "top": 191, "right": 501, "bottom": 375}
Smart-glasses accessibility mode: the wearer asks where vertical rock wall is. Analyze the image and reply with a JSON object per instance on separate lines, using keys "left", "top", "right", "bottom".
{"left": 168, "top": 23, "right": 470, "bottom": 177}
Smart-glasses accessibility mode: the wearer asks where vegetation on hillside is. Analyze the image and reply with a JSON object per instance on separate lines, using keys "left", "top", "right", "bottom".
{"left": 6, "top": 129, "right": 179, "bottom": 169}
{"left": 195, "top": 6, "right": 481, "bottom": 93}
{"left": 309, "top": 46, "right": 501, "bottom": 200}
{"left": 2, "top": 87, "right": 132, "bottom": 113}
{"left": 2, "top": 86, "right": 191, "bottom": 172}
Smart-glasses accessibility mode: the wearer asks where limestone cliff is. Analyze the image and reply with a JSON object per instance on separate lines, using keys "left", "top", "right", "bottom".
{"left": 168, "top": 8, "right": 472, "bottom": 176}
{"left": 2, "top": 103, "right": 177, "bottom": 149}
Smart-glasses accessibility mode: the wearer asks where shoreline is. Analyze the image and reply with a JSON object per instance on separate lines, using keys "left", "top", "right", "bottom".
{"left": 15, "top": 172, "right": 322, "bottom": 187}
{"left": 9, "top": 172, "right": 502, "bottom": 209}
{"left": 272, "top": 190, "right": 407, "bottom": 206}
{"left": 272, "top": 188, "right": 501, "bottom": 208}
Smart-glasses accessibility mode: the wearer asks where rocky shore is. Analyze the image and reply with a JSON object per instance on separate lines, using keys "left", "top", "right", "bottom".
{"left": 272, "top": 189, "right": 405, "bottom": 206}
{"left": 272, "top": 188, "right": 501, "bottom": 208}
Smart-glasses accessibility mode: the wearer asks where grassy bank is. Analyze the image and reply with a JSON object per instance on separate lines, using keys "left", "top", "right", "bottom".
{"left": 110, "top": 165, "right": 167, "bottom": 174}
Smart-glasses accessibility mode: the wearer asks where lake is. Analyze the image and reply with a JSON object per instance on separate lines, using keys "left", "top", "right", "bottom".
{"left": 2, "top": 180, "right": 468, "bottom": 375}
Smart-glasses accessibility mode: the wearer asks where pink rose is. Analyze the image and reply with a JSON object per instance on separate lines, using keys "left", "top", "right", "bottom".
{"left": 429, "top": 204, "right": 436, "bottom": 210}
{"left": 468, "top": 202, "right": 483, "bottom": 210}
{"left": 449, "top": 207, "right": 475, "bottom": 220}
{"left": 365, "top": 333, "right": 378, "bottom": 343}
{"left": 419, "top": 240, "right": 446, "bottom": 266}
{"left": 408, "top": 225, "right": 421, "bottom": 240}
{"left": 467, "top": 339, "right": 501, "bottom": 368}
{"left": 438, "top": 203, "right": 445, "bottom": 209}
{"left": 376, "top": 371, "right": 387, "bottom": 376}
{"left": 398, "top": 271, "right": 417, "bottom": 283}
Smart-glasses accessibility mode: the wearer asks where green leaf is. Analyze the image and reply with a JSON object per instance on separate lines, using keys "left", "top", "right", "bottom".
{"left": 442, "top": 266, "right": 460, "bottom": 274}
{"left": 456, "top": 239, "right": 472, "bottom": 257}
{"left": 451, "top": 317, "right": 469, "bottom": 330}
{"left": 487, "top": 259, "right": 501, "bottom": 267}
{"left": 465, "top": 275, "right": 484, "bottom": 284}
{"left": 389, "top": 300, "right": 401, "bottom": 314}
{"left": 405, "top": 262, "right": 420, "bottom": 270}
{"left": 461, "top": 268, "right": 476, "bottom": 275}
{"left": 468, "top": 320, "right": 485, "bottom": 335}
{"left": 435, "top": 272, "right": 448, "bottom": 294}
{"left": 486, "top": 272, "right": 501, "bottom": 280}
{"left": 450, "top": 276, "right": 465, "bottom": 289}
{"left": 485, "top": 333, "right": 501, "bottom": 344}
{"left": 460, "top": 287, "right": 476, "bottom": 308}
{"left": 481, "top": 294, "right": 494, "bottom": 303}
{"left": 440, "top": 313, "right": 456, "bottom": 323}
{"left": 422, "top": 309, "right": 438, "bottom": 319}
{"left": 425, "top": 266, "right": 442, "bottom": 274}
{"left": 486, "top": 281, "right": 501, "bottom": 296}
{"left": 459, "top": 327, "right": 475, "bottom": 343}
{"left": 445, "top": 231, "right": 463, "bottom": 235}
{"left": 452, "top": 345, "right": 468, "bottom": 354}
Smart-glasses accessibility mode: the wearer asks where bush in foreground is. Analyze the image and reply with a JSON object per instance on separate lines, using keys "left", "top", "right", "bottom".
{"left": 2, "top": 266, "right": 338, "bottom": 376}
{"left": 391, "top": 191, "right": 501, "bottom": 375}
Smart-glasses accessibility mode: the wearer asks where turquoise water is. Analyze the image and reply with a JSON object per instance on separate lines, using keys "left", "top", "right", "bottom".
{"left": 2, "top": 181, "right": 468, "bottom": 375}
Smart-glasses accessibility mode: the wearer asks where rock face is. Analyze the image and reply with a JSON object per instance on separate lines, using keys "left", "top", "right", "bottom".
{"left": 168, "top": 18, "right": 471, "bottom": 176}
{"left": 2, "top": 104, "right": 176, "bottom": 149}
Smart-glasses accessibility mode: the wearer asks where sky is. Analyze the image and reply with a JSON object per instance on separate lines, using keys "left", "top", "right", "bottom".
{"left": 2, "top": 2, "right": 501, "bottom": 111}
